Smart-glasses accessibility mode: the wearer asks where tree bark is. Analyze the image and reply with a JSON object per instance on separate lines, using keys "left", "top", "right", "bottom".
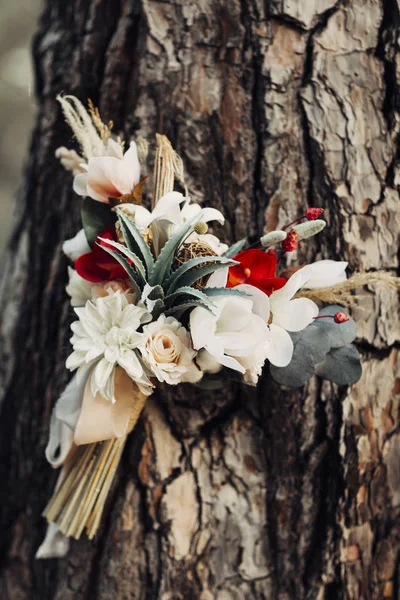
{"left": 0, "top": 0, "right": 399, "bottom": 598}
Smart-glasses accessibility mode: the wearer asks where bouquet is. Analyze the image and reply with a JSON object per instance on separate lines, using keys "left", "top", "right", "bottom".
{"left": 37, "top": 96, "right": 399, "bottom": 558}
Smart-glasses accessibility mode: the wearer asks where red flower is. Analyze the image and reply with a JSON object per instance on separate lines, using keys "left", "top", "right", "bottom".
{"left": 281, "top": 229, "right": 298, "bottom": 253}
{"left": 305, "top": 207, "right": 324, "bottom": 220}
{"left": 75, "top": 227, "right": 127, "bottom": 283}
{"left": 227, "top": 248, "right": 286, "bottom": 296}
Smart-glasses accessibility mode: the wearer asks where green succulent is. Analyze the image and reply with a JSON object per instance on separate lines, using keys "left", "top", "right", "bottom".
{"left": 99, "top": 208, "right": 247, "bottom": 317}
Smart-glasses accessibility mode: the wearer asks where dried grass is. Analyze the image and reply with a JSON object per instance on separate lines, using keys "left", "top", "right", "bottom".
{"left": 295, "top": 272, "right": 400, "bottom": 307}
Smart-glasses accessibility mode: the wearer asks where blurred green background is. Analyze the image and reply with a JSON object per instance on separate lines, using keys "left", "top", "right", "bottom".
{"left": 0, "top": 0, "right": 41, "bottom": 254}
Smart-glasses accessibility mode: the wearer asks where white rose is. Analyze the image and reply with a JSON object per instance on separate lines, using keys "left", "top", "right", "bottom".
{"left": 91, "top": 279, "right": 137, "bottom": 304}
{"left": 140, "top": 315, "right": 202, "bottom": 385}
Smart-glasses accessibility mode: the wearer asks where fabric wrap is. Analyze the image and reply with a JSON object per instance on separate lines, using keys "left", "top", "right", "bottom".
{"left": 74, "top": 366, "right": 143, "bottom": 444}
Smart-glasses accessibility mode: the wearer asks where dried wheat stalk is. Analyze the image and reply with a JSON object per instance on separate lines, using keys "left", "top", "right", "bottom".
{"left": 295, "top": 272, "right": 400, "bottom": 307}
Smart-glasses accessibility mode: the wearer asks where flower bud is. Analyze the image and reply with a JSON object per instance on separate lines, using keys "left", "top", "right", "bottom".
{"left": 194, "top": 222, "right": 209, "bottom": 235}
{"left": 260, "top": 230, "right": 287, "bottom": 248}
{"left": 292, "top": 219, "right": 326, "bottom": 240}
{"left": 281, "top": 229, "right": 298, "bottom": 252}
{"left": 305, "top": 207, "right": 324, "bottom": 220}
{"left": 334, "top": 312, "right": 349, "bottom": 324}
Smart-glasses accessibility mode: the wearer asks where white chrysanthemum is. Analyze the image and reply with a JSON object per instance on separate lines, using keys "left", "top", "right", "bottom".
{"left": 140, "top": 315, "right": 202, "bottom": 385}
{"left": 66, "top": 293, "right": 153, "bottom": 400}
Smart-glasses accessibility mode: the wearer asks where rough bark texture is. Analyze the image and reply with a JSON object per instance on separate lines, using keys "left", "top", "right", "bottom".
{"left": 0, "top": 1, "right": 399, "bottom": 598}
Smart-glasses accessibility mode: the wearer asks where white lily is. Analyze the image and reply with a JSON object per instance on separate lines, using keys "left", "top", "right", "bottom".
{"left": 73, "top": 139, "right": 141, "bottom": 203}
{"left": 190, "top": 295, "right": 270, "bottom": 374}
{"left": 209, "top": 259, "right": 347, "bottom": 367}
{"left": 236, "top": 283, "right": 318, "bottom": 368}
{"left": 300, "top": 259, "right": 347, "bottom": 289}
{"left": 119, "top": 192, "right": 225, "bottom": 256}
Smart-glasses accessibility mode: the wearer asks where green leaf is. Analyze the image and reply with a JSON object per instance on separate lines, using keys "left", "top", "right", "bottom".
{"left": 164, "top": 300, "right": 215, "bottom": 318}
{"left": 202, "top": 287, "right": 249, "bottom": 298}
{"left": 116, "top": 209, "right": 155, "bottom": 275}
{"left": 165, "top": 286, "right": 217, "bottom": 310}
{"left": 165, "top": 255, "right": 236, "bottom": 293}
{"left": 172, "top": 262, "right": 235, "bottom": 291}
{"left": 270, "top": 349, "right": 315, "bottom": 388}
{"left": 81, "top": 198, "right": 116, "bottom": 246}
{"left": 149, "top": 213, "right": 200, "bottom": 286}
{"left": 98, "top": 238, "right": 146, "bottom": 282}
{"left": 223, "top": 238, "right": 247, "bottom": 258}
{"left": 94, "top": 246, "right": 142, "bottom": 295}
{"left": 315, "top": 344, "right": 362, "bottom": 386}
{"left": 269, "top": 327, "right": 331, "bottom": 388}
{"left": 313, "top": 305, "right": 357, "bottom": 348}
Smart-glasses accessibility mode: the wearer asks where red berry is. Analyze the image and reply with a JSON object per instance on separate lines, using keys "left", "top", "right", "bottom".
{"left": 281, "top": 229, "right": 298, "bottom": 253}
{"left": 334, "top": 312, "right": 349, "bottom": 324}
{"left": 305, "top": 207, "right": 324, "bottom": 220}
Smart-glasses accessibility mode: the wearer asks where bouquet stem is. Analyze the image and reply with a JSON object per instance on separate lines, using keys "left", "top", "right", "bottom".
{"left": 43, "top": 392, "right": 147, "bottom": 540}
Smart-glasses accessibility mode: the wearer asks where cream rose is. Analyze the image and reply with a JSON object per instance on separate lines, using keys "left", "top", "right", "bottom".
{"left": 91, "top": 279, "right": 137, "bottom": 303}
{"left": 140, "top": 315, "right": 202, "bottom": 385}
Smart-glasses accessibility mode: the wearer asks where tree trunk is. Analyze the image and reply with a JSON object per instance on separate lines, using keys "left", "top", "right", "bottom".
{"left": 0, "top": 0, "right": 399, "bottom": 598}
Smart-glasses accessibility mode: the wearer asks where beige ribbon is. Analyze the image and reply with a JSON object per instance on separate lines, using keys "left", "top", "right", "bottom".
{"left": 74, "top": 367, "right": 148, "bottom": 445}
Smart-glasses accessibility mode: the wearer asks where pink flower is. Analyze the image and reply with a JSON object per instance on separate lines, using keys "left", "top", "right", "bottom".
{"left": 73, "top": 139, "right": 140, "bottom": 203}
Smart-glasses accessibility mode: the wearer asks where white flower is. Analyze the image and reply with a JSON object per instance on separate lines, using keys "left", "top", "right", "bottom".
{"left": 300, "top": 259, "right": 347, "bottom": 289}
{"left": 203, "top": 259, "right": 347, "bottom": 369}
{"left": 66, "top": 293, "right": 153, "bottom": 401}
{"left": 236, "top": 281, "right": 318, "bottom": 368}
{"left": 73, "top": 139, "right": 141, "bottom": 203}
{"left": 190, "top": 295, "right": 270, "bottom": 374}
{"left": 66, "top": 268, "right": 93, "bottom": 307}
{"left": 66, "top": 270, "right": 137, "bottom": 308}
{"left": 119, "top": 191, "right": 225, "bottom": 255}
{"left": 199, "top": 233, "right": 228, "bottom": 256}
{"left": 140, "top": 315, "right": 202, "bottom": 385}
{"left": 63, "top": 229, "right": 91, "bottom": 261}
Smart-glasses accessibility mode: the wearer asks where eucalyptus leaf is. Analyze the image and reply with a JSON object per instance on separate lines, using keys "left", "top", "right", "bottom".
{"left": 81, "top": 198, "right": 116, "bottom": 246}
{"left": 313, "top": 305, "right": 357, "bottom": 348}
{"left": 293, "top": 325, "right": 332, "bottom": 364}
{"left": 270, "top": 349, "right": 315, "bottom": 387}
{"left": 314, "top": 344, "right": 362, "bottom": 386}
